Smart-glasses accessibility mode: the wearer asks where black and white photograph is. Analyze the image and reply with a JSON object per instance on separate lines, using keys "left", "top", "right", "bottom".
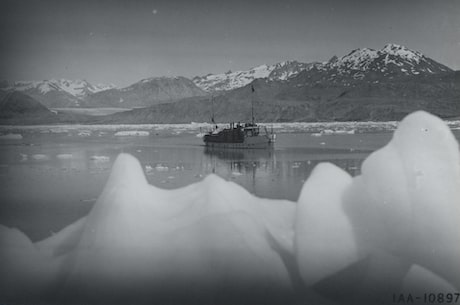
{"left": 0, "top": 0, "right": 459, "bottom": 304}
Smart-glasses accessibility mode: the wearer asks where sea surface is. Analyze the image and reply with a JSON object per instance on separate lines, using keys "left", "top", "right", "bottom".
{"left": 1, "top": 122, "right": 459, "bottom": 242}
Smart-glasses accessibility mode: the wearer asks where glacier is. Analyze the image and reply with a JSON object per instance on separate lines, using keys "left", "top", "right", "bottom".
{"left": 0, "top": 111, "right": 459, "bottom": 304}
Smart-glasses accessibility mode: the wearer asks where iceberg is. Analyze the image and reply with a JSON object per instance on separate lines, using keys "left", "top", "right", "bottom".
{"left": 90, "top": 155, "right": 110, "bottom": 162}
{"left": 32, "top": 154, "right": 50, "bottom": 161}
{"left": 340, "top": 111, "right": 460, "bottom": 300}
{"left": 0, "top": 133, "right": 23, "bottom": 140}
{"left": 56, "top": 153, "right": 73, "bottom": 160}
{"left": 114, "top": 130, "right": 150, "bottom": 136}
{"left": 0, "top": 111, "right": 459, "bottom": 305}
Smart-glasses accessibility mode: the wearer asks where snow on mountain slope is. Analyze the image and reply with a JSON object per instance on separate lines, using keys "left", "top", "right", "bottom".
{"left": 193, "top": 65, "right": 273, "bottom": 92}
{"left": 193, "top": 61, "right": 315, "bottom": 92}
{"left": 327, "top": 48, "right": 379, "bottom": 71}
{"left": 320, "top": 43, "right": 452, "bottom": 80}
{"left": 193, "top": 44, "right": 450, "bottom": 92}
{"left": 9, "top": 79, "right": 116, "bottom": 98}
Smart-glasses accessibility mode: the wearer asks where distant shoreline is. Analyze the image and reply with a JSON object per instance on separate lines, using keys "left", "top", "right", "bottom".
{"left": 51, "top": 107, "right": 133, "bottom": 116}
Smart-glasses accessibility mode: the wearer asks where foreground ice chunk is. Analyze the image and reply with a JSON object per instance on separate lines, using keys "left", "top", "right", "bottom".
{"left": 402, "top": 264, "right": 457, "bottom": 295}
{"left": 0, "top": 226, "right": 59, "bottom": 302}
{"left": 295, "top": 163, "right": 357, "bottom": 286}
{"left": 35, "top": 217, "right": 86, "bottom": 258}
{"left": 57, "top": 154, "right": 296, "bottom": 303}
{"left": 343, "top": 111, "right": 460, "bottom": 291}
{"left": 295, "top": 111, "right": 459, "bottom": 303}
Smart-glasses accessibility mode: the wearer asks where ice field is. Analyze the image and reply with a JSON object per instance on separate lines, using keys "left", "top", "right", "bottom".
{"left": 0, "top": 112, "right": 459, "bottom": 304}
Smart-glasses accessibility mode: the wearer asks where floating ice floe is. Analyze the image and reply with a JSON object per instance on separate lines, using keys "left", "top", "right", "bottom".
{"left": 0, "top": 133, "right": 23, "bottom": 140}
{"left": 32, "top": 154, "right": 50, "bottom": 161}
{"left": 0, "top": 111, "right": 459, "bottom": 304}
{"left": 90, "top": 155, "right": 110, "bottom": 162}
{"left": 19, "top": 153, "right": 28, "bottom": 161}
{"left": 77, "top": 131, "right": 92, "bottom": 137}
{"left": 56, "top": 154, "right": 73, "bottom": 160}
{"left": 154, "top": 164, "right": 169, "bottom": 171}
{"left": 319, "top": 129, "right": 356, "bottom": 135}
{"left": 114, "top": 131, "right": 150, "bottom": 137}
{"left": 49, "top": 128, "right": 69, "bottom": 134}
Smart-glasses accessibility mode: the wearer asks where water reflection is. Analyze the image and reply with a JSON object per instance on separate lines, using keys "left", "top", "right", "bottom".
{"left": 204, "top": 146, "right": 274, "bottom": 173}
{"left": 202, "top": 145, "right": 366, "bottom": 201}
{"left": 204, "top": 146, "right": 274, "bottom": 161}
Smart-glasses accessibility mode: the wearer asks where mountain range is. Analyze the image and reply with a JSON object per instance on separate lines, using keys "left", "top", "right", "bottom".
{"left": 1, "top": 60, "right": 312, "bottom": 108}
{"left": 192, "top": 60, "right": 316, "bottom": 92}
{"left": 1, "top": 43, "right": 459, "bottom": 124}
{"left": 1, "top": 79, "right": 116, "bottom": 108}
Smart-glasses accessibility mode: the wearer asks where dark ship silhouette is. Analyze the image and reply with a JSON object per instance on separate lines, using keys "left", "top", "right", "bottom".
{"left": 203, "top": 85, "right": 275, "bottom": 149}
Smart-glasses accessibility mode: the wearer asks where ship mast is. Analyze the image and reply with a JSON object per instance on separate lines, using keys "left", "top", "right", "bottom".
{"left": 210, "top": 94, "right": 217, "bottom": 129}
{"left": 251, "top": 84, "right": 255, "bottom": 125}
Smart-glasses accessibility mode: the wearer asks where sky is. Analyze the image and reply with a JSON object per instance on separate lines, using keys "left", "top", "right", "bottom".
{"left": 1, "top": 0, "right": 459, "bottom": 87}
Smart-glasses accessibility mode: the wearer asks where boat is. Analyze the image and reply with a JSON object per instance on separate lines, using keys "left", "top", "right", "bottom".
{"left": 203, "top": 86, "right": 275, "bottom": 149}
{"left": 203, "top": 122, "right": 275, "bottom": 149}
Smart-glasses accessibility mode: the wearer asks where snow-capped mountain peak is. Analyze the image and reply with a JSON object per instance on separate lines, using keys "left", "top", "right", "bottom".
{"left": 330, "top": 48, "right": 378, "bottom": 71}
{"left": 8, "top": 79, "right": 116, "bottom": 98}
{"left": 93, "top": 82, "right": 117, "bottom": 92}
{"left": 317, "top": 44, "right": 451, "bottom": 81}
{"left": 193, "top": 60, "right": 316, "bottom": 92}
{"left": 380, "top": 43, "right": 424, "bottom": 63}
{"left": 192, "top": 64, "right": 272, "bottom": 92}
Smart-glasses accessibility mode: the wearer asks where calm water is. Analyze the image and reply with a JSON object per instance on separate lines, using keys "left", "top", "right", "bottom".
{"left": 0, "top": 126, "right": 458, "bottom": 241}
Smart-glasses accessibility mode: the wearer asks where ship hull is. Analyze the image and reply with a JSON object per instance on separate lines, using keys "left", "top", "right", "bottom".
{"left": 204, "top": 135, "right": 273, "bottom": 149}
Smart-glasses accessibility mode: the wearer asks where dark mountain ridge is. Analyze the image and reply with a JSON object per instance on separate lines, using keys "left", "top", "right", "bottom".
{"left": 0, "top": 91, "right": 93, "bottom": 125}
{"left": 84, "top": 76, "right": 207, "bottom": 108}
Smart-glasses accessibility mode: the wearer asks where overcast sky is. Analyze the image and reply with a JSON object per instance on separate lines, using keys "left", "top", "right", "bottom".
{"left": 1, "top": 0, "right": 459, "bottom": 87}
